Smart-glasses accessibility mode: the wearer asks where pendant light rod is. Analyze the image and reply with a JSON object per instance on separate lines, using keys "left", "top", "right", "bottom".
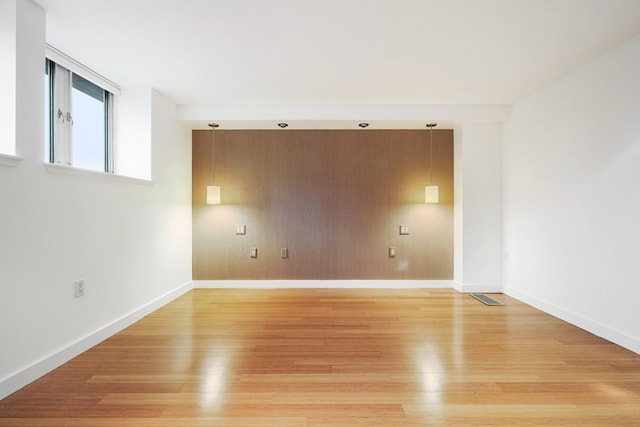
{"left": 424, "top": 123, "right": 439, "bottom": 204}
{"left": 426, "top": 123, "right": 437, "bottom": 185}
{"left": 206, "top": 122, "right": 221, "bottom": 205}
{"left": 208, "top": 122, "right": 219, "bottom": 185}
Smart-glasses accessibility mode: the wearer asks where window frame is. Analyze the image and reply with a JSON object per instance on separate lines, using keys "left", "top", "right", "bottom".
{"left": 45, "top": 45, "right": 120, "bottom": 173}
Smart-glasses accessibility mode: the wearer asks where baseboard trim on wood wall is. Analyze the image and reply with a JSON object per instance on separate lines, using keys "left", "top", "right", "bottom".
{"left": 193, "top": 280, "right": 455, "bottom": 289}
{"left": 453, "top": 281, "right": 503, "bottom": 293}
{"left": 0, "top": 282, "right": 193, "bottom": 400}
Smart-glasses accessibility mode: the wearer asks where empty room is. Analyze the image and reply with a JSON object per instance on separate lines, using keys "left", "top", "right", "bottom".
{"left": 1, "top": 0, "right": 639, "bottom": 425}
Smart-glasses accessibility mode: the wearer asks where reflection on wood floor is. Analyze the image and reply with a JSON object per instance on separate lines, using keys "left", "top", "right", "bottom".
{"left": 1, "top": 288, "right": 639, "bottom": 426}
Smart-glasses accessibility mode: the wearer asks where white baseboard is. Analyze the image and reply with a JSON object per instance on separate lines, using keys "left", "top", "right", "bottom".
{"left": 0, "top": 281, "right": 193, "bottom": 400}
{"left": 194, "top": 279, "right": 455, "bottom": 289}
{"left": 504, "top": 286, "right": 640, "bottom": 354}
{"left": 453, "top": 282, "right": 503, "bottom": 293}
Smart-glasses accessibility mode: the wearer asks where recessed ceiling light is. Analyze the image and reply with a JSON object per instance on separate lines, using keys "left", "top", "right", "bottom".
{"left": 277, "top": 123, "right": 288, "bottom": 128}
{"left": 358, "top": 123, "right": 369, "bottom": 128}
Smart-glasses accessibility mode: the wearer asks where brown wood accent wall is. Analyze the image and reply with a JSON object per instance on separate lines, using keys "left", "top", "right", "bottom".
{"left": 192, "top": 129, "right": 453, "bottom": 280}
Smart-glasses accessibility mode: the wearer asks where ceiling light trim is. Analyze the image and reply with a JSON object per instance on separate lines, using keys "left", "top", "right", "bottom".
{"left": 177, "top": 104, "right": 511, "bottom": 129}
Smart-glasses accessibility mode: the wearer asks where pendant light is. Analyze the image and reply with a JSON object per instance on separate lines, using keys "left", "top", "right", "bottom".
{"left": 425, "top": 123, "right": 439, "bottom": 204}
{"left": 206, "top": 122, "right": 221, "bottom": 204}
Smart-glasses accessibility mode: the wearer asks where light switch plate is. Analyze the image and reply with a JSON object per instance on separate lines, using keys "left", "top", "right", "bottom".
{"left": 389, "top": 247, "right": 396, "bottom": 257}
{"left": 281, "top": 248, "right": 288, "bottom": 258}
{"left": 250, "top": 247, "right": 258, "bottom": 258}
{"left": 236, "top": 225, "right": 246, "bottom": 235}
{"left": 399, "top": 225, "right": 409, "bottom": 235}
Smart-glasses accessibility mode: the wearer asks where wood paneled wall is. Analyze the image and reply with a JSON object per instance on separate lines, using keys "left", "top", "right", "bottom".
{"left": 192, "top": 129, "right": 453, "bottom": 280}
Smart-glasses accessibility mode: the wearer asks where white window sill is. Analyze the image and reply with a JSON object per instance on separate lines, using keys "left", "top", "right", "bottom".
{"left": 45, "top": 163, "right": 153, "bottom": 186}
{"left": 0, "top": 153, "right": 24, "bottom": 167}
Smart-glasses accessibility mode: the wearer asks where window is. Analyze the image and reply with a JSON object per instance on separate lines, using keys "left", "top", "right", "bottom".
{"left": 45, "top": 46, "right": 119, "bottom": 173}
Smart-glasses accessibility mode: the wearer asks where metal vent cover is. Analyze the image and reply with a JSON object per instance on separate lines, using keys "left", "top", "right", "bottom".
{"left": 470, "top": 293, "right": 504, "bottom": 306}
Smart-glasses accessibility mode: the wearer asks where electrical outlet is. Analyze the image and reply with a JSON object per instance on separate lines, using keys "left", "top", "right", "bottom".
{"left": 74, "top": 279, "right": 85, "bottom": 298}
{"left": 236, "top": 225, "right": 246, "bottom": 235}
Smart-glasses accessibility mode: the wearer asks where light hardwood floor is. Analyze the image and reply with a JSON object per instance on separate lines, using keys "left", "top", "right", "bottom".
{"left": 1, "top": 289, "right": 638, "bottom": 426}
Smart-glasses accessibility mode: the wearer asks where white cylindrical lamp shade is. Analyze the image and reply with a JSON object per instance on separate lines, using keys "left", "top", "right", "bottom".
{"left": 425, "top": 185, "right": 439, "bottom": 204}
{"left": 207, "top": 185, "right": 221, "bottom": 204}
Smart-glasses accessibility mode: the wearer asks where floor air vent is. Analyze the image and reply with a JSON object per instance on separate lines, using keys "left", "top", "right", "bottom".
{"left": 470, "top": 293, "right": 504, "bottom": 306}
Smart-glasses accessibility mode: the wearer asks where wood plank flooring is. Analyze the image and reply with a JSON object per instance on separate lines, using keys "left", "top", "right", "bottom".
{"left": 1, "top": 289, "right": 639, "bottom": 426}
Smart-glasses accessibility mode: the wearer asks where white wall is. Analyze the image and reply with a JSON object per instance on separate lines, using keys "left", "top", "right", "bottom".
{"left": 0, "top": 2, "right": 193, "bottom": 398}
{"left": 503, "top": 34, "right": 640, "bottom": 353}
{"left": 115, "top": 86, "right": 152, "bottom": 180}
{"left": 0, "top": 0, "right": 17, "bottom": 156}
{"left": 454, "top": 123, "right": 504, "bottom": 292}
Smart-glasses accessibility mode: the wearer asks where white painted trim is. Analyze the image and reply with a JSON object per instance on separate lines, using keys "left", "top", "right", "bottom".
{"left": 177, "top": 104, "right": 511, "bottom": 129}
{"left": 45, "top": 163, "right": 153, "bottom": 186}
{"left": 0, "top": 153, "right": 22, "bottom": 167}
{"left": 0, "top": 281, "right": 193, "bottom": 400}
{"left": 505, "top": 286, "right": 640, "bottom": 354}
{"left": 46, "top": 44, "right": 121, "bottom": 96}
{"left": 453, "top": 281, "right": 503, "bottom": 293}
{"left": 194, "top": 280, "right": 455, "bottom": 289}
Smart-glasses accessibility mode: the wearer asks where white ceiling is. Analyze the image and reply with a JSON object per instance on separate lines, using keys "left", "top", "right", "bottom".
{"left": 34, "top": 0, "right": 640, "bottom": 128}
